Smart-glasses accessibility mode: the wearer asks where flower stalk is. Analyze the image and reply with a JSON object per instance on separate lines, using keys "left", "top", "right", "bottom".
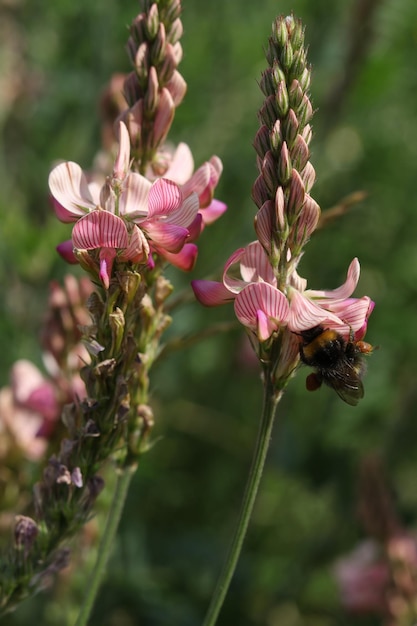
{"left": 74, "top": 467, "right": 134, "bottom": 626}
{"left": 202, "top": 368, "right": 282, "bottom": 626}
{"left": 194, "top": 13, "right": 375, "bottom": 624}
{"left": 0, "top": 0, "right": 227, "bottom": 616}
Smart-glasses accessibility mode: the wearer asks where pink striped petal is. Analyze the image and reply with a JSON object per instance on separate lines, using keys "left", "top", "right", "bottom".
{"left": 191, "top": 280, "right": 234, "bottom": 306}
{"left": 119, "top": 225, "right": 150, "bottom": 263}
{"left": 164, "top": 142, "right": 194, "bottom": 184}
{"left": 160, "top": 243, "right": 198, "bottom": 271}
{"left": 181, "top": 162, "right": 210, "bottom": 199}
{"left": 49, "top": 162, "right": 96, "bottom": 220}
{"left": 234, "top": 283, "right": 289, "bottom": 340}
{"left": 254, "top": 202, "right": 273, "bottom": 251}
{"left": 142, "top": 220, "right": 188, "bottom": 253}
{"left": 199, "top": 157, "right": 223, "bottom": 207}
{"left": 222, "top": 247, "right": 247, "bottom": 293}
{"left": 199, "top": 199, "right": 227, "bottom": 225}
{"left": 72, "top": 211, "right": 129, "bottom": 250}
{"left": 187, "top": 213, "right": 203, "bottom": 241}
{"left": 240, "top": 241, "right": 276, "bottom": 285}
{"left": 306, "top": 258, "right": 360, "bottom": 302}
{"left": 119, "top": 172, "right": 151, "bottom": 218}
{"left": 329, "top": 296, "right": 375, "bottom": 337}
{"left": 148, "top": 178, "right": 181, "bottom": 217}
{"left": 252, "top": 309, "right": 274, "bottom": 342}
{"left": 165, "top": 69, "right": 187, "bottom": 106}
{"left": 165, "top": 192, "right": 200, "bottom": 227}
{"left": 288, "top": 289, "right": 345, "bottom": 332}
{"left": 113, "top": 121, "right": 130, "bottom": 180}
{"left": 153, "top": 88, "right": 175, "bottom": 146}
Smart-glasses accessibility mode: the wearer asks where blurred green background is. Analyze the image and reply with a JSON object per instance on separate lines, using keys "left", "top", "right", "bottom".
{"left": 2, "top": 0, "right": 417, "bottom": 624}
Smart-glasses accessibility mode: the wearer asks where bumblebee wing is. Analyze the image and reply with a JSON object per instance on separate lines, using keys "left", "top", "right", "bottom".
{"left": 320, "top": 364, "right": 364, "bottom": 406}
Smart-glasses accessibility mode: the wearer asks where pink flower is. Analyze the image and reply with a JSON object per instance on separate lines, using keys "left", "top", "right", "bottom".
{"left": 192, "top": 242, "right": 373, "bottom": 342}
{"left": 49, "top": 122, "right": 200, "bottom": 286}
{"left": 287, "top": 258, "right": 374, "bottom": 339}
{"left": 334, "top": 541, "right": 390, "bottom": 615}
{"left": 149, "top": 141, "right": 227, "bottom": 231}
{"left": 0, "top": 360, "right": 60, "bottom": 461}
{"left": 192, "top": 241, "right": 288, "bottom": 341}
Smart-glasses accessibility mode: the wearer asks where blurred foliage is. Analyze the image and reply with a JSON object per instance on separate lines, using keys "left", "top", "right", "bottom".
{"left": 1, "top": 0, "right": 417, "bottom": 624}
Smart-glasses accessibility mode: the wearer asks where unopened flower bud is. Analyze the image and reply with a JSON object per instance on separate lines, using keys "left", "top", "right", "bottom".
{"left": 145, "top": 3, "right": 159, "bottom": 40}
{"left": 278, "top": 141, "right": 292, "bottom": 185}
{"left": 300, "top": 161, "right": 316, "bottom": 193}
{"left": 158, "top": 49, "right": 177, "bottom": 84}
{"left": 289, "top": 79, "right": 304, "bottom": 109}
{"left": 275, "top": 186, "right": 286, "bottom": 231}
{"left": 164, "top": 0, "right": 181, "bottom": 23}
{"left": 290, "top": 17, "right": 304, "bottom": 49}
{"left": 270, "top": 120, "right": 282, "bottom": 154}
{"left": 259, "top": 95, "right": 279, "bottom": 128}
{"left": 254, "top": 125, "right": 271, "bottom": 159}
{"left": 287, "top": 170, "right": 305, "bottom": 221}
{"left": 123, "top": 72, "right": 142, "bottom": 107}
{"left": 117, "top": 271, "right": 142, "bottom": 308}
{"left": 131, "top": 14, "right": 146, "bottom": 45}
{"left": 291, "top": 48, "right": 307, "bottom": 78}
{"left": 301, "top": 124, "right": 312, "bottom": 146}
{"left": 271, "top": 63, "right": 286, "bottom": 89}
{"left": 274, "top": 16, "right": 289, "bottom": 47}
{"left": 254, "top": 202, "right": 273, "bottom": 250}
{"left": 252, "top": 174, "right": 270, "bottom": 209}
{"left": 135, "top": 43, "right": 149, "bottom": 83}
{"left": 262, "top": 151, "right": 279, "bottom": 195}
{"left": 109, "top": 307, "right": 125, "bottom": 355}
{"left": 144, "top": 66, "right": 159, "bottom": 114}
{"left": 299, "top": 67, "right": 311, "bottom": 92}
{"left": 168, "top": 18, "right": 183, "bottom": 45}
{"left": 298, "top": 94, "right": 313, "bottom": 126}
{"left": 281, "top": 41, "right": 294, "bottom": 71}
{"left": 165, "top": 70, "right": 187, "bottom": 106}
{"left": 151, "top": 88, "right": 175, "bottom": 148}
{"left": 276, "top": 81, "right": 289, "bottom": 117}
{"left": 259, "top": 69, "right": 274, "bottom": 97}
{"left": 290, "top": 134, "right": 310, "bottom": 171}
{"left": 151, "top": 23, "right": 167, "bottom": 66}
{"left": 283, "top": 108, "right": 299, "bottom": 147}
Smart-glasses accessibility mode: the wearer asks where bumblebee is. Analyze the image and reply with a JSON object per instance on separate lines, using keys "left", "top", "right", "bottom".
{"left": 298, "top": 325, "right": 374, "bottom": 406}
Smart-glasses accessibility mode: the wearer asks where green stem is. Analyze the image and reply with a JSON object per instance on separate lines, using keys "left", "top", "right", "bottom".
{"left": 202, "top": 371, "right": 281, "bottom": 626}
{"left": 74, "top": 467, "right": 134, "bottom": 626}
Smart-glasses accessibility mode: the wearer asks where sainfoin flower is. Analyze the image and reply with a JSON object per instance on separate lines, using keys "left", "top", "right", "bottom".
{"left": 148, "top": 141, "right": 227, "bottom": 230}
{"left": 48, "top": 122, "right": 201, "bottom": 285}
{"left": 192, "top": 241, "right": 373, "bottom": 342}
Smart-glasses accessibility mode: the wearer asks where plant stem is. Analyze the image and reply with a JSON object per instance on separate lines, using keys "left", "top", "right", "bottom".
{"left": 74, "top": 466, "right": 135, "bottom": 626}
{"left": 202, "top": 371, "right": 281, "bottom": 626}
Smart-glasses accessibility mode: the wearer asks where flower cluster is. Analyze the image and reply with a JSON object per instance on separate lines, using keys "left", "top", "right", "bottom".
{"left": 335, "top": 458, "right": 417, "bottom": 625}
{"left": 49, "top": 121, "right": 225, "bottom": 284}
{"left": 0, "top": 276, "right": 91, "bottom": 463}
{"left": 192, "top": 15, "right": 374, "bottom": 396}
{"left": 121, "top": 0, "right": 186, "bottom": 170}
